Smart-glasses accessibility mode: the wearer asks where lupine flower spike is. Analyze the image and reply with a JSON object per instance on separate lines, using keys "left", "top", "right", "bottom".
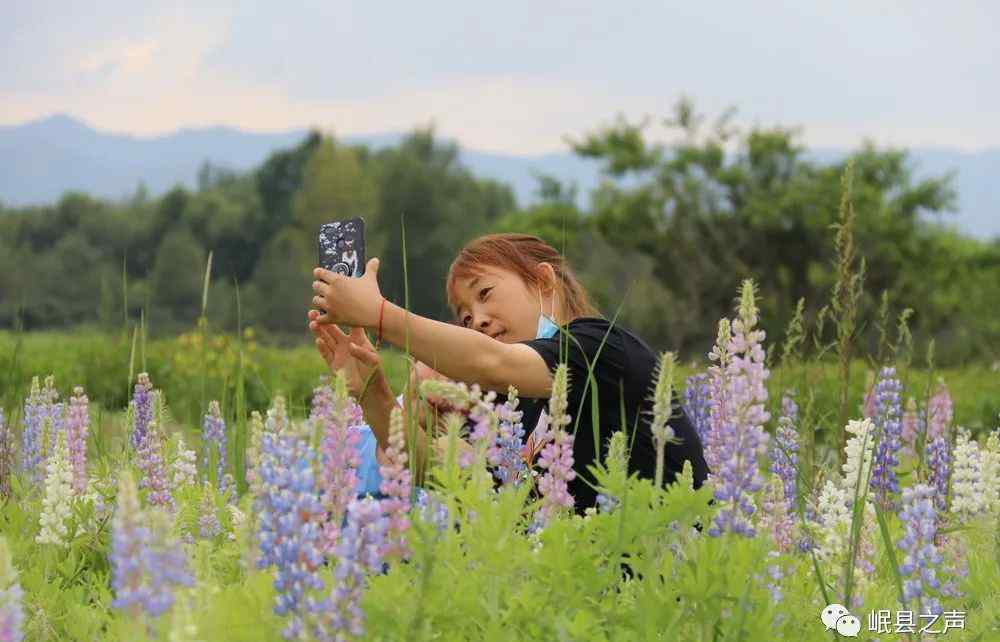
{"left": 20, "top": 377, "right": 44, "bottom": 484}
{"left": 950, "top": 428, "right": 986, "bottom": 522}
{"left": 255, "top": 403, "right": 325, "bottom": 640}
{"left": 898, "top": 484, "right": 947, "bottom": 615}
{"left": 171, "top": 436, "right": 197, "bottom": 489}
{"left": 36, "top": 432, "right": 75, "bottom": 547}
{"left": 770, "top": 394, "right": 799, "bottom": 507}
{"left": 926, "top": 380, "right": 953, "bottom": 442}
{"left": 0, "top": 536, "right": 24, "bottom": 642}
{"left": 649, "top": 351, "right": 677, "bottom": 490}
{"left": 313, "top": 375, "right": 362, "bottom": 552}
{"left": 66, "top": 386, "right": 89, "bottom": 495}
{"left": 925, "top": 436, "right": 950, "bottom": 513}
{"left": 683, "top": 373, "right": 712, "bottom": 447}
{"left": 487, "top": 386, "right": 528, "bottom": 488}
{"left": 706, "top": 280, "right": 771, "bottom": 538}
{"left": 310, "top": 497, "right": 389, "bottom": 642}
{"left": 378, "top": 406, "right": 411, "bottom": 560}
{"left": 131, "top": 373, "right": 154, "bottom": 451}
{"left": 870, "top": 367, "right": 903, "bottom": 509}
{"left": 111, "top": 472, "right": 193, "bottom": 618}
{"left": 535, "top": 364, "right": 575, "bottom": 526}
{"left": 137, "top": 418, "right": 174, "bottom": 511}
{"left": 202, "top": 400, "right": 230, "bottom": 497}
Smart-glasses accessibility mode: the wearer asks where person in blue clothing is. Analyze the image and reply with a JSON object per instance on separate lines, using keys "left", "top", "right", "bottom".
{"left": 307, "top": 233, "right": 709, "bottom": 512}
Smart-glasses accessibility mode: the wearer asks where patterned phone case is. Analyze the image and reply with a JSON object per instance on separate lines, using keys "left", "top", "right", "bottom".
{"left": 318, "top": 217, "right": 366, "bottom": 277}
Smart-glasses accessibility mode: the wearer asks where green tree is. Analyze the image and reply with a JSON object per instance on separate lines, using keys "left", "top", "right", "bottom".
{"left": 372, "top": 127, "right": 515, "bottom": 319}
{"left": 569, "top": 99, "right": 956, "bottom": 355}
{"left": 148, "top": 226, "right": 207, "bottom": 328}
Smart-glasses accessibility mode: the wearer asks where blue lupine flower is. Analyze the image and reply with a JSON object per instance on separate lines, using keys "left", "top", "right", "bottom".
{"left": 130, "top": 373, "right": 154, "bottom": 452}
{"left": 310, "top": 497, "right": 389, "bottom": 641}
{"left": 898, "top": 484, "right": 947, "bottom": 615}
{"left": 20, "top": 377, "right": 44, "bottom": 484}
{"left": 255, "top": 415, "right": 325, "bottom": 640}
{"left": 925, "top": 436, "right": 951, "bottom": 513}
{"left": 488, "top": 389, "right": 527, "bottom": 488}
{"left": 769, "top": 394, "right": 799, "bottom": 507}
{"left": 683, "top": 373, "right": 712, "bottom": 447}
{"left": 201, "top": 400, "right": 230, "bottom": 497}
{"left": 870, "top": 367, "right": 903, "bottom": 509}
{"left": 111, "top": 472, "right": 193, "bottom": 619}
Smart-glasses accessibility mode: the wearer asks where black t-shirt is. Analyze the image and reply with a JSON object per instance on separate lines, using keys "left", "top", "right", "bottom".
{"left": 514, "top": 316, "right": 709, "bottom": 514}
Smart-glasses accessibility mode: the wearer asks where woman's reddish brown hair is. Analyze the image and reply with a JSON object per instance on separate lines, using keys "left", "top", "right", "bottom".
{"left": 446, "top": 233, "right": 601, "bottom": 322}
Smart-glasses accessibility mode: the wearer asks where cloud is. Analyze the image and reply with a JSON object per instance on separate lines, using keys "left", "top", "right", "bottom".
{"left": 2, "top": 1, "right": 999, "bottom": 154}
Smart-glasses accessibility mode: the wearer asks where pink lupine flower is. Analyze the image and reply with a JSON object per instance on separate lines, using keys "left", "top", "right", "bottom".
{"left": 378, "top": 407, "right": 411, "bottom": 560}
{"left": 313, "top": 376, "right": 362, "bottom": 552}
{"left": 927, "top": 380, "right": 953, "bottom": 442}
{"left": 66, "top": 386, "right": 89, "bottom": 495}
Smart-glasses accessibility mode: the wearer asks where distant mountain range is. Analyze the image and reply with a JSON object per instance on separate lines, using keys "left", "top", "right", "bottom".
{"left": 1, "top": 114, "right": 997, "bottom": 240}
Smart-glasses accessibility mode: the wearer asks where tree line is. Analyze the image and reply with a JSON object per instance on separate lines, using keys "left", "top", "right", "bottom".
{"left": 1, "top": 100, "right": 997, "bottom": 366}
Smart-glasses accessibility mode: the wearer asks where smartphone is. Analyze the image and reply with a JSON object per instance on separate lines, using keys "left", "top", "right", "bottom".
{"left": 318, "top": 217, "right": 366, "bottom": 278}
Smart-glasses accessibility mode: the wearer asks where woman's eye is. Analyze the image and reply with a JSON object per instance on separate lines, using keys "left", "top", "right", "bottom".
{"left": 479, "top": 287, "right": 492, "bottom": 301}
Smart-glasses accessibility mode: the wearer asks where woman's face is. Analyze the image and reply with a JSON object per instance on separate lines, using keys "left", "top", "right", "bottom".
{"left": 451, "top": 264, "right": 555, "bottom": 343}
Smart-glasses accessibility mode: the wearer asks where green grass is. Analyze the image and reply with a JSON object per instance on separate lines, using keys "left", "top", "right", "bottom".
{"left": 2, "top": 329, "right": 996, "bottom": 440}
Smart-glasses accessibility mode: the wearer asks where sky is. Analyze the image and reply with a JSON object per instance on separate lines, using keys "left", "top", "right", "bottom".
{"left": 3, "top": 1, "right": 999, "bottom": 155}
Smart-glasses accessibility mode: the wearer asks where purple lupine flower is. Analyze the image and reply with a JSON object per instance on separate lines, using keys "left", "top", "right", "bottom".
{"left": 705, "top": 280, "right": 771, "bottom": 538}
{"left": 255, "top": 414, "right": 325, "bottom": 640}
{"left": 312, "top": 377, "right": 362, "bottom": 553}
{"left": 201, "top": 400, "right": 230, "bottom": 497}
{"left": 0, "top": 409, "right": 13, "bottom": 501}
{"left": 534, "top": 365, "right": 575, "bottom": 526}
{"left": 769, "top": 394, "right": 799, "bottom": 507}
{"left": 536, "top": 426, "right": 576, "bottom": 522}
{"left": 0, "top": 536, "right": 24, "bottom": 642}
{"left": 198, "top": 484, "right": 221, "bottom": 540}
{"left": 487, "top": 388, "right": 527, "bottom": 488}
{"left": 870, "top": 367, "right": 903, "bottom": 509}
{"left": 926, "top": 380, "right": 953, "bottom": 442}
{"left": 925, "top": 436, "right": 950, "bottom": 513}
{"left": 378, "top": 408, "right": 411, "bottom": 560}
{"left": 111, "top": 472, "right": 193, "bottom": 619}
{"left": 66, "top": 386, "right": 89, "bottom": 495}
{"left": 683, "top": 373, "right": 712, "bottom": 448}
{"left": 898, "top": 484, "right": 947, "bottom": 615}
{"left": 414, "top": 488, "right": 450, "bottom": 534}
{"left": 130, "top": 373, "right": 154, "bottom": 452}
{"left": 136, "top": 420, "right": 174, "bottom": 510}
{"left": 20, "top": 377, "right": 44, "bottom": 484}
{"left": 310, "top": 497, "right": 389, "bottom": 642}
{"left": 761, "top": 476, "right": 796, "bottom": 553}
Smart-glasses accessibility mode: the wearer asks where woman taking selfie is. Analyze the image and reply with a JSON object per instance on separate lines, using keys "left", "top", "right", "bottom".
{"left": 307, "top": 233, "right": 708, "bottom": 513}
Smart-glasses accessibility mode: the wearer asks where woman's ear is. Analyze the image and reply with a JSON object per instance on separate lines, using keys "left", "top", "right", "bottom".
{"left": 536, "top": 262, "right": 558, "bottom": 293}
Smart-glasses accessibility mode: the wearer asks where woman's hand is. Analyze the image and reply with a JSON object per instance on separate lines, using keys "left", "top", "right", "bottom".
{"left": 311, "top": 257, "right": 384, "bottom": 328}
{"left": 308, "top": 309, "right": 386, "bottom": 400}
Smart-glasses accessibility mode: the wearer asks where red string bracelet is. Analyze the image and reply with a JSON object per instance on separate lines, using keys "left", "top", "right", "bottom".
{"left": 375, "top": 297, "right": 387, "bottom": 350}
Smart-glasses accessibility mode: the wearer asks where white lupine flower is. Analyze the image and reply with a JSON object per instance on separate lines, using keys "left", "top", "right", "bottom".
{"left": 227, "top": 504, "right": 247, "bottom": 542}
{"left": 841, "top": 418, "right": 876, "bottom": 496}
{"left": 951, "top": 428, "right": 987, "bottom": 521}
{"left": 172, "top": 436, "right": 197, "bottom": 488}
{"left": 36, "top": 432, "right": 76, "bottom": 546}
{"left": 815, "top": 480, "right": 852, "bottom": 562}
{"left": 983, "top": 428, "right": 1000, "bottom": 514}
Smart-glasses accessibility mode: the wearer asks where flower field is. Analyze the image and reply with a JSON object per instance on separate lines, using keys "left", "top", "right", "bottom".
{"left": 1, "top": 279, "right": 999, "bottom": 641}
